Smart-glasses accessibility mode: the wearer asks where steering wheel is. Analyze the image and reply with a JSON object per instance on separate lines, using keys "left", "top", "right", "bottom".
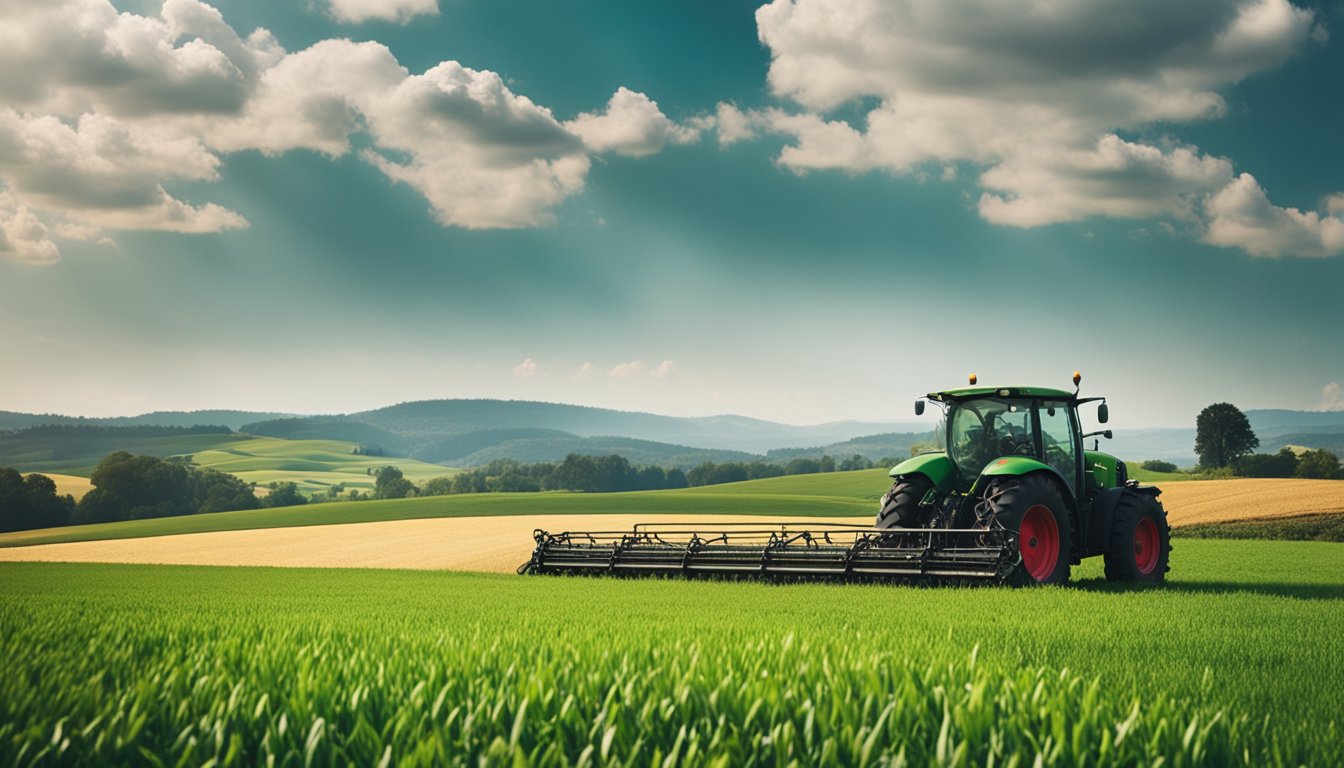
{"left": 999, "top": 433, "right": 1032, "bottom": 456}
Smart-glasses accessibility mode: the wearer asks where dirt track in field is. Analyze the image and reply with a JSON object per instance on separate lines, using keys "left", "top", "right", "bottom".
{"left": 0, "top": 479, "right": 1340, "bottom": 573}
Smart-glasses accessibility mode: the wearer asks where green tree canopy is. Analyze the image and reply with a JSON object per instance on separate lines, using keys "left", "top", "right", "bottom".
{"left": 373, "top": 466, "right": 417, "bottom": 499}
{"left": 1294, "top": 449, "right": 1342, "bottom": 480}
{"left": 0, "top": 468, "right": 75, "bottom": 532}
{"left": 1194, "top": 403, "right": 1259, "bottom": 469}
{"left": 76, "top": 452, "right": 259, "bottom": 524}
{"left": 262, "top": 482, "right": 308, "bottom": 508}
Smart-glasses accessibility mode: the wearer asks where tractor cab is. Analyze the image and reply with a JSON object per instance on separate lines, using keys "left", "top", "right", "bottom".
{"left": 930, "top": 387, "right": 1089, "bottom": 496}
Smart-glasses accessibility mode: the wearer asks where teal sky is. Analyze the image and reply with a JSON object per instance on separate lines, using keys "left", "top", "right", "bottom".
{"left": 2, "top": 0, "right": 1342, "bottom": 426}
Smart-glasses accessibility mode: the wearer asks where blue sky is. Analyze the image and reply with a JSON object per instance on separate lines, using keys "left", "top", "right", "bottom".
{"left": 1, "top": 0, "right": 1342, "bottom": 426}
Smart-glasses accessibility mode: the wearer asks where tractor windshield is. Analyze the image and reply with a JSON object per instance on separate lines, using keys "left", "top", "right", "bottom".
{"left": 946, "top": 398, "right": 1034, "bottom": 479}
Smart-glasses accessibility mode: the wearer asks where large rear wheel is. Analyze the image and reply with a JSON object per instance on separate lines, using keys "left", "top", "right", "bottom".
{"left": 876, "top": 475, "right": 932, "bottom": 529}
{"left": 1104, "top": 491, "right": 1171, "bottom": 582}
{"left": 980, "top": 474, "right": 1073, "bottom": 584}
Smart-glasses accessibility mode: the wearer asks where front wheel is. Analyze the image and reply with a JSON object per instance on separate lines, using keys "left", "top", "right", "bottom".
{"left": 980, "top": 474, "right": 1073, "bottom": 584}
{"left": 1104, "top": 492, "right": 1171, "bottom": 582}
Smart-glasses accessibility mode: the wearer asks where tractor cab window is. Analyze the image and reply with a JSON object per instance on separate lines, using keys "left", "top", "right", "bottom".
{"left": 948, "top": 398, "right": 1033, "bottom": 478}
{"left": 1038, "top": 401, "right": 1080, "bottom": 492}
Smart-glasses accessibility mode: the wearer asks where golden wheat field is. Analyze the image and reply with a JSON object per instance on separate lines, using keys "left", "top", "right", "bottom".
{"left": 0, "top": 514, "right": 867, "bottom": 572}
{"left": 1159, "top": 478, "right": 1344, "bottom": 524}
{"left": 31, "top": 473, "right": 94, "bottom": 501}
{"left": 0, "top": 478, "right": 1338, "bottom": 572}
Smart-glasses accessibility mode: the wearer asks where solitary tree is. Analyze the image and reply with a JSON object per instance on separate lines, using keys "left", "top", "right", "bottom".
{"left": 1194, "top": 403, "right": 1259, "bottom": 469}
{"left": 262, "top": 481, "right": 308, "bottom": 508}
{"left": 373, "top": 466, "right": 416, "bottom": 499}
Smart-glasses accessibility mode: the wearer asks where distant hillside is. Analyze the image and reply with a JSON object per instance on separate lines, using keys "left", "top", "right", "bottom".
{"left": 237, "top": 417, "right": 411, "bottom": 454}
{"left": 0, "top": 427, "right": 247, "bottom": 476}
{"left": 346, "top": 399, "right": 909, "bottom": 454}
{"left": 0, "top": 409, "right": 295, "bottom": 432}
{"left": 766, "top": 432, "right": 934, "bottom": 462}
{"left": 451, "top": 434, "right": 759, "bottom": 469}
{"left": 1247, "top": 409, "right": 1344, "bottom": 433}
{"left": 1106, "top": 410, "right": 1344, "bottom": 467}
{"left": 237, "top": 399, "right": 913, "bottom": 462}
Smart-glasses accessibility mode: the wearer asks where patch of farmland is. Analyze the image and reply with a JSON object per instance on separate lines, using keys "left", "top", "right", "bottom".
{"left": 188, "top": 438, "right": 453, "bottom": 493}
{"left": 31, "top": 472, "right": 93, "bottom": 501}
{"left": 0, "top": 514, "right": 866, "bottom": 571}
{"left": 1159, "top": 478, "right": 1344, "bottom": 525}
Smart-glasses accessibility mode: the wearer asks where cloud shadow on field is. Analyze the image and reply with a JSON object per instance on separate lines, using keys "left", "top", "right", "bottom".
{"left": 1071, "top": 578, "right": 1344, "bottom": 602}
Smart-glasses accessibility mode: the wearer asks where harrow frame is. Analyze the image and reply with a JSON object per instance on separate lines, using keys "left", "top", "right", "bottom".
{"left": 519, "top": 522, "right": 1024, "bottom": 583}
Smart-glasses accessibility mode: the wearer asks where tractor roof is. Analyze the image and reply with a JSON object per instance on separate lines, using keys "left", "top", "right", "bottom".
{"left": 928, "top": 385, "right": 1077, "bottom": 402}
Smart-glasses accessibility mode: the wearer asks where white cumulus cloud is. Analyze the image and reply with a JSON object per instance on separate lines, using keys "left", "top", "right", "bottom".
{"left": 0, "top": 197, "right": 59, "bottom": 264}
{"left": 1203, "top": 174, "right": 1344, "bottom": 257}
{"left": 0, "top": 0, "right": 689, "bottom": 261}
{"left": 321, "top": 0, "right": 438, "bottom": 25}
{"left": 1319, "top": 382, "right": 1344, "bottom": 411}
{"left": 566, "top": 87, "right": 699, "bottom": 157}
{"left": 513, "top": 358, "right": 539, "bottom": 378}
{"left": 745, "top": 0, "right": 1332, "bottom": 257}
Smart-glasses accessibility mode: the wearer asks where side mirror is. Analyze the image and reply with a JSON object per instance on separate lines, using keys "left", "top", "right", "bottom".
{"left": 1097, "top": 403, "right": 1109, "bottom": 424}
{"left": 914, "top": 399, "right": 925, "bottom": 416}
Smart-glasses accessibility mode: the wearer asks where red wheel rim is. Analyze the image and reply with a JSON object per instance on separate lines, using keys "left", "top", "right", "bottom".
{"left": 1019, "top": 504, "right": 1060, "bottom": 581}
{"left": 1134, "top": 517, "right": 1160, "bottom": 575}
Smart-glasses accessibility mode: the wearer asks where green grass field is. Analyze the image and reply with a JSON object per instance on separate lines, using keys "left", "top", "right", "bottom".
{"left": 189, "top": 438, "right": 453, "bottom": 493}
{"left": 2, "top": 540, "right": 1340, "bottom": 766}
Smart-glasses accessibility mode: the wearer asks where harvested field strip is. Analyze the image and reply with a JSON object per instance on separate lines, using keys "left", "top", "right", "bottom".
{"left": 0, "top": 514, "right": 866, "bottom": 572}
{"left": 1159, "top": 478, "right": 1344, "bottom": 525}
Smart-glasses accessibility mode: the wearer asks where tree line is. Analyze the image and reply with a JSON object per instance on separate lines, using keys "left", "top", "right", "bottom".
{"left": 363, "top": 452, "right": 898, "bottom": 500}
{"left": 1, "top": 452, "right": 309, "bottom": 533}
{"left": 1193, "top": 402, "right": 1341, "bottom": 479}
{"left": 6, "top": 424, "right": 232, "bottom": 438}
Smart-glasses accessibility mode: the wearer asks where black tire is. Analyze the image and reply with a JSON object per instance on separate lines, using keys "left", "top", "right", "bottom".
{"left": 1104, "top": 491, "right": 1171, "bottom": 582}
{"left": 979, "top": 474, "right": 1073, "bottom": 584}
{"left": 876, "top": 475, "right": 932, "bottom": 529}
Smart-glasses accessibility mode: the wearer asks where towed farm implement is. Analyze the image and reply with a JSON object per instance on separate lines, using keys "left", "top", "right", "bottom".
{"left": 520, "top": 375, "right": 1171, "bottom": 585}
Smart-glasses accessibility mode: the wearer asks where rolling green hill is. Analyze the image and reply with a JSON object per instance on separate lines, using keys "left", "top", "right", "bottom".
{"left": 0, "top": 409, "right": 295, "bottom": 431}
{"left": 0, "top": 429, "right": 455, "bottom": 495}
{"left": 0, "top": 428, "right": 253, "bottom": 476}
{"left": 447, "top": 433, "right": 760, "bottom": 468}
{"left": 188, "top": 438, "right": 453, "bottom": 493}
{"left": 239, "top": 399, "right": 913, "bottom": 462}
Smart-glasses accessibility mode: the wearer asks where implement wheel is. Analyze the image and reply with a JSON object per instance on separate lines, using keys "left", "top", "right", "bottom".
{"left": 876, "top": 475, "right": 932, "bottom": 529}
{"left": 981, "top": 474, "right": 1072, "bottom": 584}
{"left": 1104, "top": 491, "right": 1171, "bottom": 582}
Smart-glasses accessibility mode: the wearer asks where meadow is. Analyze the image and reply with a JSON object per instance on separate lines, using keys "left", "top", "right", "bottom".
{"left": 1, "top": 540, "right": 1340, "bottom": 766}
{"left": 187, "top": 438, "right": 453, "bottom": 493}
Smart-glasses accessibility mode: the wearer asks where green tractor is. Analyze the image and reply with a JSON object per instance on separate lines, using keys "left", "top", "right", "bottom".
{"left": 521, "top": 375, "right": 1169, "bottom": 585}
{"left": 881, "top": 374, "right": 1170, "bottom": 584}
